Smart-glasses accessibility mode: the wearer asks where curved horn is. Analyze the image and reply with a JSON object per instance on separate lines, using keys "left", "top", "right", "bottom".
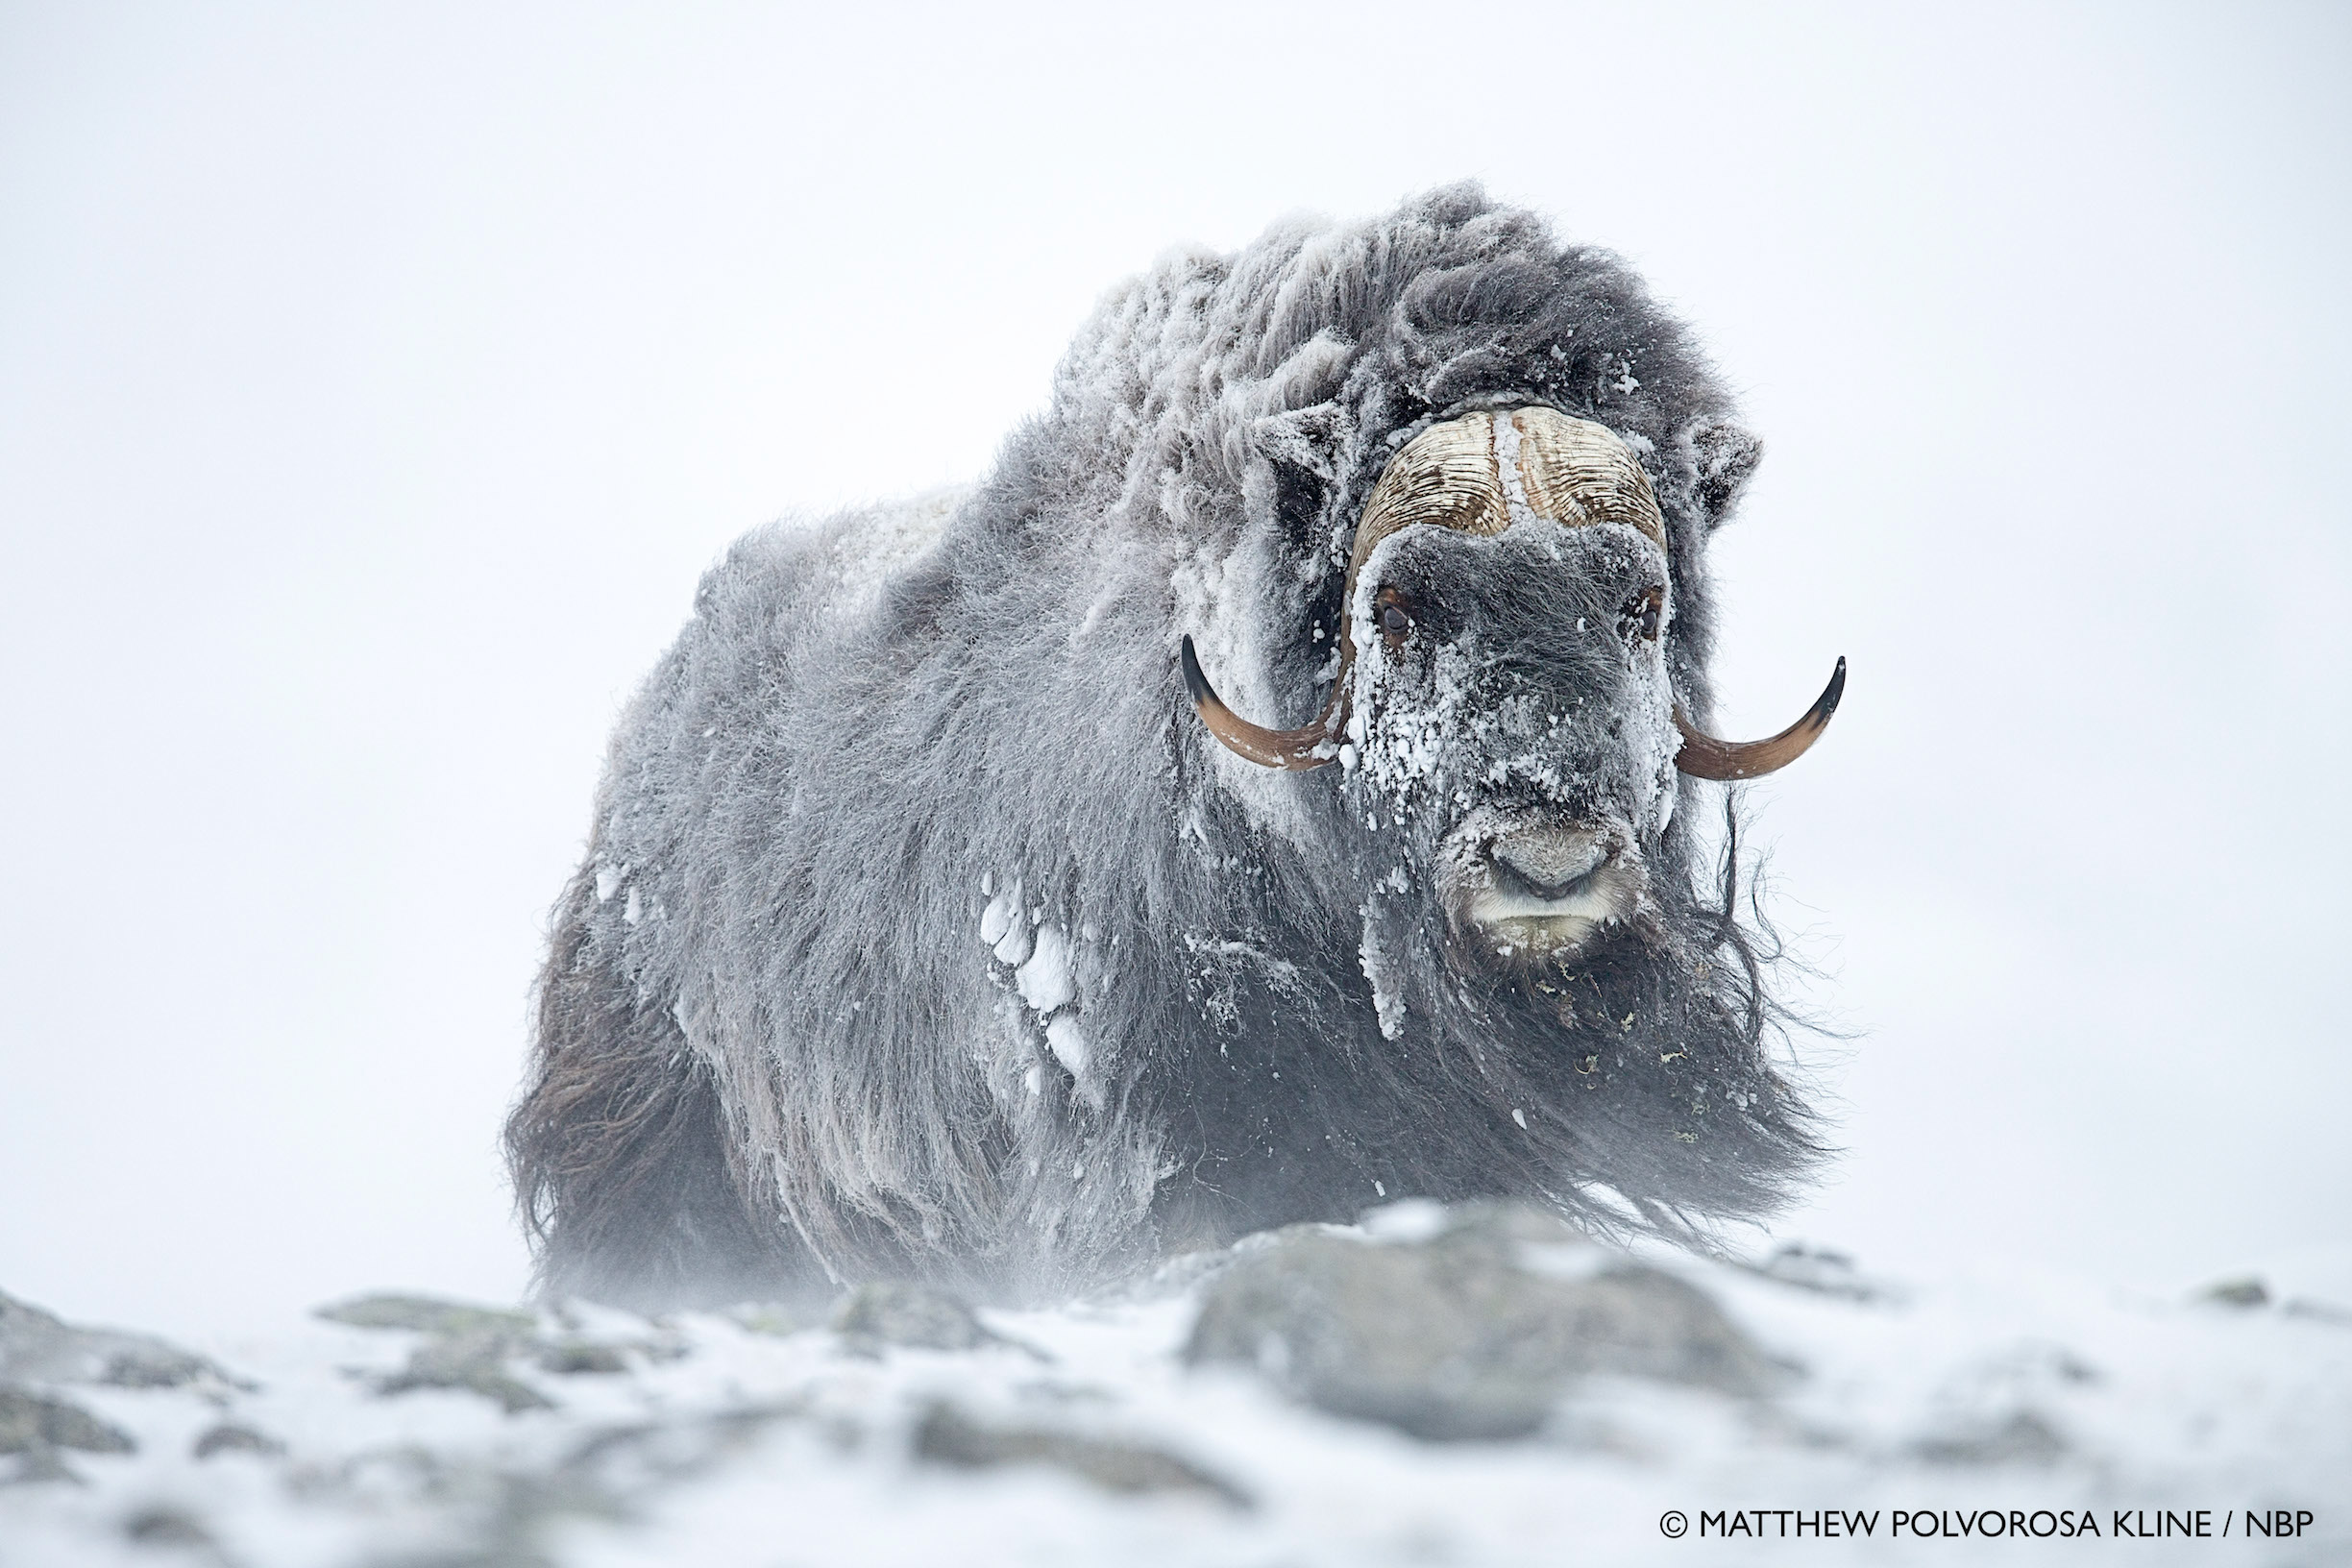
{"left": 1184, "top": 414, "right": 1506, "bottom": 770}
{"left": 1673, "top": 657, "right": 1846, "bottom": 780}
{"left": 1180, "top": 636, "right": 1340, "bottom": 771}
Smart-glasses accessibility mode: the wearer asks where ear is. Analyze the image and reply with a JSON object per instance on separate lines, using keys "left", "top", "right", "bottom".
{"left": 1251, "top": 405, "right": 1355, "bottom": 566}
{"left": 1683, "top": 418, "right": 1764, "bottom": 530}
{"left": 1250, "top": 403, "right": 1349, "bottom": 482}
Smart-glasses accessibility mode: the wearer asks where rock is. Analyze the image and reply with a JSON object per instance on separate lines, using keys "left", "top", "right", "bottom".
{"left": 1185, "top": 1204, "right": 1782, "bottom": 1440}
{"left": 192, "top": 1422, "right": 285, "bottom": 1460}
{"left": 2189, "top": 1272, "right": 2352, "bottom": 1323}
{"left": 2283, "top": 1298, "right": 2352, "bottom": 1326}
{"left": 315, "top": 1293, "right": 539, "bottom": 1337}
{"left": 376, "top": 1327, "right": 555, "bottom": 1415}
{"left": 0, "top": 1384, "right": 137, "bottom": 1456}
{"left": 322, "top": 1292, "right": 686, "bottom": 1410}
{"left": 123, "top": 1503, "right": 216, "bottom": 1548}
{"left": 0, "top": 1286, "right": 240, "bottom": 1391}
{"left": 913, "top": 1403, "right": 1249, "bottom": 1508}
{"left": 2, "top": 1287, "right": 119, "bottom": 1379}
{"left": 833, "top": 1283, "right": 993, "bottom": 1353}
{"left": 2199, "top": 1276, "right": 2269, "bottom": 1309}
{"left": 537, "top": 1340, "right": 631, "bottom": 1375}
{"left": 2, "top": 1447, "right": 85, "bottom": 1486}
{"left": 1, "top": 1384, "right": 136, "bottom": 1483}
{"left": 725, "top": 1301, "right": 833, "bottom": 1338}
{"left": 1741, "top": 1242, "right": 1894, "bottom": 1303}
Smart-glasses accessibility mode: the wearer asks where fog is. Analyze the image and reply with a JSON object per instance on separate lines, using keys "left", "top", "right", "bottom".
{"left": 2, "top": 1, "right": 2345, "bottom": 1333}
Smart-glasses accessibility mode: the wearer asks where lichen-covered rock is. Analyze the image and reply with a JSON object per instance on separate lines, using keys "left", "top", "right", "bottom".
{"left": 534, "top": 1340, "right": 631, "bottom": 1375}
{"left": 832, "top": 1283, "right": 994, "bottom": 1354}
{"left": 725, "top": 1299, "right": 837, "bottom": 1338}
{"left": 0, "top": 1286, "right": 238, "bottom": 1392}
{"left": 374, "top": 1327, "right": 556, "bottom": 1415}
{"left": 1184, "top": 1204, "right": 1782, "bottom": 1439}
{"left": 0, "top": 1384, "right": 136, "bottom": 1457}
{"left": 318, "top": 1294, "right": 554, "bottom": 1413}
{"left": 317, "top": 1292, "right": 679, "bottom": 1414}
{"left": 314, "top": 1293, "right": 538, "bottom": 1337}
{"left": 1, "top": 1384, "right": 137, "bottom": 1483}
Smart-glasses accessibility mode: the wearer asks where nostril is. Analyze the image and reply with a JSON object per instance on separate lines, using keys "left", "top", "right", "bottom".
{"left": 1491, "top": 834, "right": 1607, "bottom": 902}
{"left": 1501, "top": 863, "right": 1594, "bottom": 902}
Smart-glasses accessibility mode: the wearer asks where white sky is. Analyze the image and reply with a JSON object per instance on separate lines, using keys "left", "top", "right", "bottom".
{"left": 2, "top": 1, "right": 2345, "bottom": 1331}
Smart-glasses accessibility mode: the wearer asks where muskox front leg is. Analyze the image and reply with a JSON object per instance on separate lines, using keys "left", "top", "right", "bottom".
{"left": 504, "top": 868, "right": 816, "bottom": 1310}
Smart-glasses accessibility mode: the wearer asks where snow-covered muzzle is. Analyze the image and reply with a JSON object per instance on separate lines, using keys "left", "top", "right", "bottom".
{"left": 1343, "top": 518, "right": 1681, "bottom": 974}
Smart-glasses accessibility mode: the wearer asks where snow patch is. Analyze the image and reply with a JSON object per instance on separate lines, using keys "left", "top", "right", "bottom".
{"left": 983, "top": 883, "right": 1032, "bottom": 967}
{"left": 1016, "top": 925, "right": 1076, "bottom": 1016}
{"left": 979, "top": 887, "right": 1017, "bottom": 948}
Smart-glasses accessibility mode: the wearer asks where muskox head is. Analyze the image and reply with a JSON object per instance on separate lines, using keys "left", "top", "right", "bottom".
{"left": 1186, "top": 405, "right": 1840, "bottom": 1026}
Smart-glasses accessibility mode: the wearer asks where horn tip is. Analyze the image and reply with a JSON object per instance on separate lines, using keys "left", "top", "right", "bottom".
{"left": 1179, "top": 635, "right": 1213, "bottom": 706}
{"left": 1821, "top": 655, "right": 1847, "bottom": 719}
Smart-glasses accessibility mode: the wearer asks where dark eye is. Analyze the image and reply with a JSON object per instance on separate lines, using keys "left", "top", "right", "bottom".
{"left": 1620, "top": 585, "right": 1664, "bottom": 643}
{"left": 1376, "top": 589, "right": 1413, "bottom": 647}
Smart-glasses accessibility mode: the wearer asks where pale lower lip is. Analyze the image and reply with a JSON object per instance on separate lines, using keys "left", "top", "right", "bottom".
{"left": 1471, "top": 907, "right": 1609, "bottom": 956}
{"left": 1472, "top": 887, "right": 1621, "bottom": 924}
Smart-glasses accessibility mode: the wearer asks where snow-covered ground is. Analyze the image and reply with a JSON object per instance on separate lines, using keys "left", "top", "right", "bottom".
{"left": 6, "top": 1207, "right": 2345, "bottom": 1568}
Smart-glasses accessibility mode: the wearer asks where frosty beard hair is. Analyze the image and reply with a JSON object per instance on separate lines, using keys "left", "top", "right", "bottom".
{"left": 1155, "top": 512, "right": 1824, "bottom": 1245}
{"left": 1119, "top": 766, "right": 1820, "bottom": 1261}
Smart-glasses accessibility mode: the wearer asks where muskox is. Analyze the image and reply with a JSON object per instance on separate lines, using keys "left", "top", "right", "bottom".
{"left": 506, "top": 184, "right": 1842, "bottom": 1309}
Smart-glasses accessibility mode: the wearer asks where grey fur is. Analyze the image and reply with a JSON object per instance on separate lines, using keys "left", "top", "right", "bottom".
{"left": 506, "top": 184, "right": 1821, "bottom": 1309}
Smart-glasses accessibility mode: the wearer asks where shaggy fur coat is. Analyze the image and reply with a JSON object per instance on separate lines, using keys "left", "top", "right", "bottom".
{"left": 507, "top": 183, "right": 1819, "bottom": 1308}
